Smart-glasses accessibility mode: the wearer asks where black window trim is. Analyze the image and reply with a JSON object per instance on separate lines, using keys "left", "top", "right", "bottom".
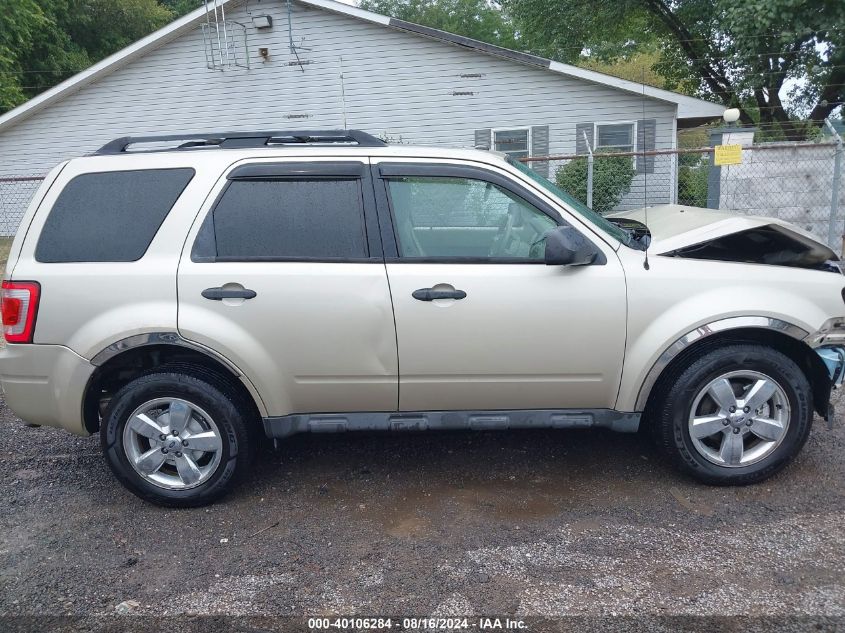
{"left": 227, "top": 161, "right": 368, "bottom": 180}
{"left": 372, "top": 161, "right": 605, "bottom": 265}
{"left": 191, "top": 161, "right": 383, "bottom": 263}
{"left": 36, "top": 167, "right": 196, "bottom": 264}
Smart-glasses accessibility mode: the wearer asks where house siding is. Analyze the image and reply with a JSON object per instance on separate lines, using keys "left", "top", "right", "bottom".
{"left": 0, "top": 0, "right": 677, "bottom": 225}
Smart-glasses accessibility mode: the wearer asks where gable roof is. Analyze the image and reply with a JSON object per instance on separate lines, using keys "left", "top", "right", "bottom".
{"left": 0, "top": 0, "right": 724, "bottom": 134}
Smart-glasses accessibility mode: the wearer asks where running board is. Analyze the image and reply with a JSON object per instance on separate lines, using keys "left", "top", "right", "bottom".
{"left": 262, "top": 409, "right": 641, "bottom": 439}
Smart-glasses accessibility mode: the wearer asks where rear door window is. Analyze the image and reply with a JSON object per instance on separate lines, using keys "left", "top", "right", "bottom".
{"left": 194, "top": 178, "right": 368, "bottom": 260}
{"left": 35, "top": 168, "right": 194, "bottom": 263}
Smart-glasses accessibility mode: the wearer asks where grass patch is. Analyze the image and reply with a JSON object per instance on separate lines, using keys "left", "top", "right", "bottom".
{"left": 0, "top": 237, "right": 11, "bottom": 275}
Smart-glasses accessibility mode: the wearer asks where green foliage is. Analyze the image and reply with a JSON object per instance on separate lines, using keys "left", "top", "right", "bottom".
{"left": 358, "top": 0, "right": 680, "bottom": 93}
{"left": 503, "top": 0, "right": 845, "bottom": 138}
{"left": 159, "top": 0, "right": 201, "bottom": 16}
{"left": 671, "top": 130, "right": 710, "bottom": 207}
{"left": 504, "top": 0, "right": 654, "bottom": 65}
{"left": 63, "top": 0, "right": 174, "bottom": 61}
{"left": 554, "top": 154, "right": 636, "bottom": 214}
{"left": 0, "top": 0, "right": 48, "bottom": 111}
{"left": 677, "top": 160, "right": 708, "bottom": 208}
{"left": 578, "top": 50, "right": 693, "bottom": 94}
{"left": 0, "top": 0, "right": 181, "bottom": 115}
{"left": 359, "top": 0, "right": 519, "bottom": 49}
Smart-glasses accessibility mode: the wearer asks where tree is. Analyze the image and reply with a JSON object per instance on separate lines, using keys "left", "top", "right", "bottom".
{"left": 578, "top": 50, "right": 693, "bottom": 94}
{"left": 503, "top": 0, "right": 845, "bottom": 138}
{"left": 359, "top": 0, "right": 519, "bottom": 50}
{"left": 1, "top": 0, "right": 179, "bottom": 115}
{"left": 160, "top": 0, "right": 202, "bottom": 17}
{"left": 0, "top": 1, "right": 47, "bottom": 111}
{"left": 62, "top": 0, "right": 174, "bottom": 61}
{"left": 358, "top": 1, "right": 684, "bottom": 94}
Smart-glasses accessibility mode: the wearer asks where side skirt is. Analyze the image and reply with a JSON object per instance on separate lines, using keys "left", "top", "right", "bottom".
{"left": 262, "top": 409, "right": 641, "bottom": 439}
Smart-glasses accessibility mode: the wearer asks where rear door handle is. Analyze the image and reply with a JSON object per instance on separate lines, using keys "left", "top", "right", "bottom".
{"left": 412, "top": 288, "right": 467, "bottom": 301}
{"left": 202, "top": 287, "right": 257, "bottom": 301}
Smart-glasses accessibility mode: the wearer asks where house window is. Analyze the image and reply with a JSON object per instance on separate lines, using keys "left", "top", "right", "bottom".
{"left": 493, "top": 128, "right": 530, "bottom": 159}
{"left": 595, "top": 122, "right": 635, "bottom": 153}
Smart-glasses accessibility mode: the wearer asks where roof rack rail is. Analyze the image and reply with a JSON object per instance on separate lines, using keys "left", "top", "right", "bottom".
{"left": 95, "top": 130, "right": 387, "bottom": 155}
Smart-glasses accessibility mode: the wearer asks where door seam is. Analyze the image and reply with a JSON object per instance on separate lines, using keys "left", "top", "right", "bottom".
{"left": 367, "top": 158, "right": 401, "bottom": 410}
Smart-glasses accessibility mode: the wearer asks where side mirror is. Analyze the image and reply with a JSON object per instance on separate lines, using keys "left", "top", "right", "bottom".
{"left": 544, "top": 225, "right": 601, "bottom": 266}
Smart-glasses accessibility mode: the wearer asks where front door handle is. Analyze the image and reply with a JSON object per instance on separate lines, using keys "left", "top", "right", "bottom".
{"left": 412, "top": 287, "right": 467, "bottom": 301}
{"left": 202, "top": 287, "right": 257, "bottom": 301}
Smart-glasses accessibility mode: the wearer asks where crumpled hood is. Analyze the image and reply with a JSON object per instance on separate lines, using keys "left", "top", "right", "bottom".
{"left": 608, "top": 204, "right": 837, "bottom": 262}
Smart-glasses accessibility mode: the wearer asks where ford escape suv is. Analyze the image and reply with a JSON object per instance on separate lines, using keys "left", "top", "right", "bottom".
{"left": 2, "top": 129, "right": 845, "bottom": 507}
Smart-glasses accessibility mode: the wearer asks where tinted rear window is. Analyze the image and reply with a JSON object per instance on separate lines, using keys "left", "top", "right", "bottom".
{"left": 203, "top": 179, "right": 367, "bottom": 260}
{"left": 35, "top": 168, "right": 194, "bottom": 263}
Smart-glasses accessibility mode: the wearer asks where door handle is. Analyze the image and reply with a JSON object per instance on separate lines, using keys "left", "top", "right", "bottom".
{"left": 202, "top": 287, "right": 257, "bottom": 301}
{"left": 412, "top": 287, "right": 467, "bottom": 301}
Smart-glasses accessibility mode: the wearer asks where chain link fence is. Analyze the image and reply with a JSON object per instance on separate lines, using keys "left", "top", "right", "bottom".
{"left": 0, "top": 176, "right": 44, "bottom": 238}
{"left": 524, "top": 138, "right": 845, "bottom": 254}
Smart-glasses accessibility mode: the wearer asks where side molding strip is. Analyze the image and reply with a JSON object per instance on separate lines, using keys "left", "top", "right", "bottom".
{"left": 263, "top": 409, "right": 641, "bottom": 439}
{"left": 634, "top": 316, "right": 809, "bottom": 411}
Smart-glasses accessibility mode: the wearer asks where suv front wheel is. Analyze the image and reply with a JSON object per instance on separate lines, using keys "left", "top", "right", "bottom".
{"left": 101, "top": 369, "right": 256, "bottom": 507}
{"left": 654, "top": 344, "right": 814, "bottom": 485}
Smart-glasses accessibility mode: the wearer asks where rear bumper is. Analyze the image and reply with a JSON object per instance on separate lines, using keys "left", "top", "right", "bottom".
{"left": 0, "top": 343, "right": 94, "bottom": 435}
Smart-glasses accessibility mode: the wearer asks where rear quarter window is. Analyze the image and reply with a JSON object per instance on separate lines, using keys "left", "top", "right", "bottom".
{"left": 35, "top": 168, "right": 195, "bottom": 263}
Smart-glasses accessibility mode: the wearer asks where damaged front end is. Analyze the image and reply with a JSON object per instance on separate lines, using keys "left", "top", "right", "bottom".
{"left": 609, "top": 205, "right": 845, "bottom": 425}
{"left": 816, "top": 347, "right": 845, "bottom": 386}
{"left": 807, "top": 319, "right": 845, "bottom": 427}
{"left": 663, "top": 225, "right": 841, "bottom": 273}
{"left": 609, "top": 205, "right": 841, "bottom": 273}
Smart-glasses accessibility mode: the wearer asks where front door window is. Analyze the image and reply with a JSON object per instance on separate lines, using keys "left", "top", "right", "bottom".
{"left": 386, "top": 176, "right": 557, "bottom": 259}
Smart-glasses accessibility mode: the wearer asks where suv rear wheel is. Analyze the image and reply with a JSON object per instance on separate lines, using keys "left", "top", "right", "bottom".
{"left": 101, "top": 370, "right": 256, "bottom": 507}
{"left": 653, "top": 344, "right": 813, "bottom": 485}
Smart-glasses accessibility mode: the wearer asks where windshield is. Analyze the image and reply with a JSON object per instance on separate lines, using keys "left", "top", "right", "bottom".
{"left": 507, "top": 157, "right": 634, "bottom": 247}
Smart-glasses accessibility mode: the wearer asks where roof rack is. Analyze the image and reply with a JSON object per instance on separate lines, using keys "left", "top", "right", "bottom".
{"left": 95, "top": 130, "right": 387, "bottom": 155}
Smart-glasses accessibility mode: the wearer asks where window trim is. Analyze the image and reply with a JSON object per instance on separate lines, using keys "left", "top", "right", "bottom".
{"left": 373, "top": 161, "right": 605, "bottom": 265}
{"left": 492, "top": 127, "right": 532, "bottom": 159}
{"left": 190, "top": 161, "right": 381, "bottom": 263}
{"left": 593, "top": 120, "right": 637, "bottom": 166}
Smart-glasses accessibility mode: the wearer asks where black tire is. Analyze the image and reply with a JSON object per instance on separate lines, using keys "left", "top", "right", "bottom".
{"left": 101, "top": 369, "right": 257, "bottom": 507}
{"left": 653, "top": 344, "right": 813, "bottom": 485}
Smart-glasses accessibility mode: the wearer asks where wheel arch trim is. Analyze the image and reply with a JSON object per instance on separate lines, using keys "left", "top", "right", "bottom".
{"left": 90, "top": 331, "right": 241, "bottom": 372}
{"left": 87, "top": 331, "right": 268, "bottom": 418}
{"left": 634, "top": 316, "right": 809, "bottom": 411}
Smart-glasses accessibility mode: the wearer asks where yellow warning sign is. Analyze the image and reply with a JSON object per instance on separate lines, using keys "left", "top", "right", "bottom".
{"left": 714, "top": 144, "right": 742, "bottom": 166}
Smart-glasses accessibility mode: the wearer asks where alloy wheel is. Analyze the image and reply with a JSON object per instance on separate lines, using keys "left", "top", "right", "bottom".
{"left": 122, "top": 397, "right": 224, "bottom": 490}
{"left": 687, "top": 370, "right": 791, "bottom": 467}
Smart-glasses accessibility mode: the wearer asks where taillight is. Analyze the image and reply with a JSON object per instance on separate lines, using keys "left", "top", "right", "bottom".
{"left": 1, "top": 281, "right": 40, "bottom": 343}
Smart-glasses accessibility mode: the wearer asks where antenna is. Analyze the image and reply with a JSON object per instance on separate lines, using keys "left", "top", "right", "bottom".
{"left": 286, "top": 0, "right": 311, "bottom": 72}
{"left": 640, "top": 68, "right": 650, "bottom": 271}
{"left": 201, "top": 0, "right": 249, "bottom": 71}
{"left": 339, "top": 56, "right": 348, "bottom": 128}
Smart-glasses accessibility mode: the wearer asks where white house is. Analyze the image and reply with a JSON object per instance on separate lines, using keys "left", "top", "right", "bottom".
{"left": 0, "top": 0, "right": 724, "bottom": 234}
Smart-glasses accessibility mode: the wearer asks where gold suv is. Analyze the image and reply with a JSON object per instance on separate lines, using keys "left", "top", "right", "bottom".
{"left": 2, "top": 130, "right": 844, "bottom": 506}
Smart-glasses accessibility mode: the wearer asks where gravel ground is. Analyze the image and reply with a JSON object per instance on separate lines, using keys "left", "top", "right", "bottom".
{"left": 0, "top": 389, "right": 844, "bottom": 631}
